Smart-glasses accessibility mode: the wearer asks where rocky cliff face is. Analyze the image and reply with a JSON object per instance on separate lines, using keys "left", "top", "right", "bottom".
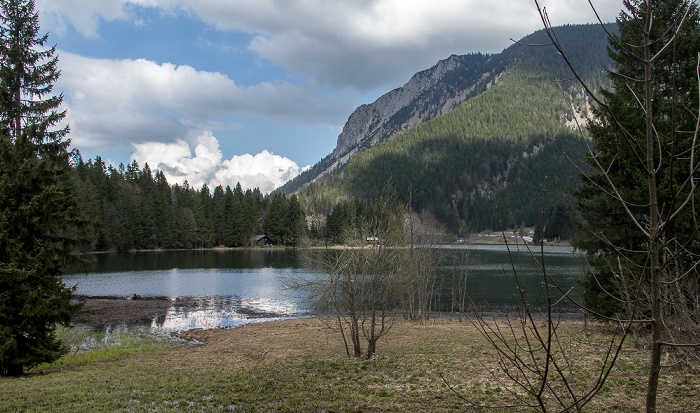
{"left": 318, "top": 53, "right": 496, "bottom": 181}
{"left": 277, "top": 24, "right": 613, "bottom": 194}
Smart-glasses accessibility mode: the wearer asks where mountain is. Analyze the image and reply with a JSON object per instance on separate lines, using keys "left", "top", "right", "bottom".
{"left": 278, "top": 24, "right": 613, "bottom": 196}
{"left": 280, "top": 24, "right": 616, "bottom": 236}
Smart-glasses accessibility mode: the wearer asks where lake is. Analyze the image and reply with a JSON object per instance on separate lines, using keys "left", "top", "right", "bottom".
{"left": 63, "top": 245, "right": 586, "bottom": 332}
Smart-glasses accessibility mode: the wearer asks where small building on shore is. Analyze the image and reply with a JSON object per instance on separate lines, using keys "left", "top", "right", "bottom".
{"left": 251, "top": 235, "right": 273, "bottom": 247}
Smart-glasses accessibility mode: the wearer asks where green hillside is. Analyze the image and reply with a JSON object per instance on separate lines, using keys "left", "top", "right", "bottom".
{"left": 302, "top": 66, "right": 593, "bottom": 235}
{"left": 499, "top": 24, "right": 613, "bottom": 92}
{"left": 281, "top": 24, "right": 613, "bottom": 196}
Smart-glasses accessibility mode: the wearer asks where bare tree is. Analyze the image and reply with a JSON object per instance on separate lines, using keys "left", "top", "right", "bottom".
{"left": 472, "top": 1, "right": 700, "bottom": 412}
{"left": 402, "top": 211, "right": 445, "bottom": 321}
{"left": 450, "top": 249, "right": 470, "bottom": 322}
{"left": 285, "top": 184, "right": 407, "bottom": 358}
{"left": 459, "top": 182, "right": 631, "bottom": 412}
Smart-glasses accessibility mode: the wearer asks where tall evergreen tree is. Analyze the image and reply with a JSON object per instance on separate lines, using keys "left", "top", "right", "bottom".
{"left": 222, "top": 185, "right": 236, "bottom": 246}
{"left": 229, "top": 183, "right": 246, "bottom": 246}
{"left": 284, "top": 194, "right": 305, "bottom": 246}
{"left": 326, "top": 200, "right": 357, "bottom": 244}
{"left": 266, "top": 192, "right": 288, "bottom": 245}
{"left": 571, "top": 0, "right": 700, "bottom": 318}
{"left": 0, "top": 0, "right": 89, "bottom": 376}
{"left": 211, "top": 185, "right": 226, "bottom": 245}
{"left": 242, "top": 188, "right": 262, "bottom": 246}
{"left": 567, "top": 1, "right": 699, "bottom": 410}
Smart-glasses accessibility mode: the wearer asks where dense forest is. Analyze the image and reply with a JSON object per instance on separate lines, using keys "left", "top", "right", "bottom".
{"left": 72, "top": 155, "right": 305, "bottom": 251}
{"left": 300, "top": 66, "right": 591, "bottom": 235}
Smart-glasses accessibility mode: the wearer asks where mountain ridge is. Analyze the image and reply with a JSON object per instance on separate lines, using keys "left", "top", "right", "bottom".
{"left": 279, "top": 23, "right": 613, "bottom": 198}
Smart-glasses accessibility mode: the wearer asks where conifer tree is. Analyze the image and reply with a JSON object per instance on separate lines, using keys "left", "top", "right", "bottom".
{"left": 266, "top": 192, "right": 288, "bottom": 245}
{"left": 284, "top": 194, "right": 305, "bottom": 246}
{"left": 571, "top": 0, "right": 700, "bottom": 318}
{"left": 0, "top": 0, "right": 88, "bottom": 376}
{"left": 566, "top": 1, "right": 699, "bottom": 410}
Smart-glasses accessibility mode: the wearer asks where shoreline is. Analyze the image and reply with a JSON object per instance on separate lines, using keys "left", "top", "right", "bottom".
{"left": 71, "top": 296, "right": 187, "bottom": 329}
{"left": 72, "top": 295, "right": 586, "bottom": 332}
{"left": 77, "top": 237, "right": 572, "bottom": 256}
{"left": 79, "top": 245, "right": 290, "bottom": 255}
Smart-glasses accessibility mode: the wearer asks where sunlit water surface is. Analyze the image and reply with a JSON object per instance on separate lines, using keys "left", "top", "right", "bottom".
{"left": 63, "top": 263, "right": 311, "bottom": 332}
{"left": 63, "top": 246, "right": 584, "bottom": 332}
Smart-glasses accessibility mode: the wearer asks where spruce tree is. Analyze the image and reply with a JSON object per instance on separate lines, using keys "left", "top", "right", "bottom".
{"left": 283, "top": 194, "right": 304, "bottom": 246}
{"left": 266, "top": 192, "right": 288, "bottom": 245}
{"left": 0, "top": 0, "right": 89, "bottom": 376}
{"left": 568, "top": 2, "right": 699, "bottom": 409}
{"left": 571, "top": 0, "right": 700, "bottom": 318}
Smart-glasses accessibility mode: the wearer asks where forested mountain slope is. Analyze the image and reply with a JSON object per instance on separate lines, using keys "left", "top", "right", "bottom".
{"left": 279, "top": 23, "right": 613, "bottom": 195}
{"left": 340, "top": 68, "right": 589, "bottom": 233}
{"left": 290, "top": 24, "right": 615, "bottom": 235}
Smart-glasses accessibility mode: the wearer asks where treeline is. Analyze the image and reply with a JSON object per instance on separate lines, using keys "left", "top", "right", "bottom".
{"left": 72, "top": 156, "right": 305, "bottom": 251}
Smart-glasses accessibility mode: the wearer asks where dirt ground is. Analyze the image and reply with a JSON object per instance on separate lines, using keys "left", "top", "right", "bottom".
{"left": 72, "top": 296, "right": 196, "bottom": 328}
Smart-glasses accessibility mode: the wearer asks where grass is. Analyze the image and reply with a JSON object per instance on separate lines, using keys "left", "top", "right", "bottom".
{"left": 1, "top": 318, "right": 698, "bottom": 412}
{"left": 29, "top": 325, "right": 178, "bottom": 371}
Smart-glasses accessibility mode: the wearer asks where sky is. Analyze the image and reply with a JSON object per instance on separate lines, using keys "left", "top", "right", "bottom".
{"left": 35, "top": 0, "right": 622, "bottom": 193}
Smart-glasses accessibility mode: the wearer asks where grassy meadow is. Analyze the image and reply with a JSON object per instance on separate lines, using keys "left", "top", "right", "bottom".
{"left": 1, "top": 318, "right": 698, "bottom": 412}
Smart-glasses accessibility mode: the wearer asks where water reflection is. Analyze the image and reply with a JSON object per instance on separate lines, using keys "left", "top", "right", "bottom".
{"left": 72, "top": 249, "right": 302, "bottom": 274}
{"left": 64, "top": 263, "right": 312, "bottom": 332}
{"left": 152, "top": 296, "right": 303, "bottom": 332}
{"left": 66, "top": 246, "right": 585, "bottom": 332}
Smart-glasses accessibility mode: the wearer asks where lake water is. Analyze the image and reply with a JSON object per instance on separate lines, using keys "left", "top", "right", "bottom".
{"left": 63, "top": 245, "right": 585, "bottom": 332}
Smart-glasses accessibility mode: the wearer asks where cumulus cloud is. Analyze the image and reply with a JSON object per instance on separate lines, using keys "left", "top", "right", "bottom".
{"left": 215, "top": 151, "right": 304, "bottom": 194}
{"left": 40, "top": 0, "right": 621, "bottom": 91}
{"left": 131, "top": 132, "right": 306, "bottom": 193}
{"left": 55, "top": 51, "right": 351, "bottom": 152}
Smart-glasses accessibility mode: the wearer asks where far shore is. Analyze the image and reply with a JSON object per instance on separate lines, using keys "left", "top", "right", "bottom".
{"left": 78, "top": 236, "right": 572, "bottom": 256}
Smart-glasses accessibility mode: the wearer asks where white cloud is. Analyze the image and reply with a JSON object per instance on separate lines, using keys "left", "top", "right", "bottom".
{"left": 131, "top": 132, "right": 305, "bottom": 193}
{"left": 36, "top": 0, "right": 149, "bottom": 37}
{"left": 55, "top": 51, "right": 351, "bottom": 152}
{"left": 216, "top": 150, "right": 305, "bottom": 194}
{"left": 40, "top": 1, "right": 622, "bottom": 91}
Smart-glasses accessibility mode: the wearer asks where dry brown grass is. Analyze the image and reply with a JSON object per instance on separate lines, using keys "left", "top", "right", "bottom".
{"left": 1, "top": 317, "right": 698, "bottom": 411}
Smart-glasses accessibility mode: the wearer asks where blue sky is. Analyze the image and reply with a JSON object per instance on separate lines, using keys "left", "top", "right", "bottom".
{"left": 35, "top": 0, "right": 620, "bottom": 193}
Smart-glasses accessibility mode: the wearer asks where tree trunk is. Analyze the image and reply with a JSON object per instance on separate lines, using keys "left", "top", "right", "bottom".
{"left": 4, "top": 362, "right": 23, "bottom": 377}
{"left": 368, "top": 283, "right": 377, "bottom": 358}
{"left": 337, "top": 316, "right": 351, "bottom": 358}
{"left": 350, "top": 316, "right": 361, "bottom": 357}
{"left": 644, "top": 2, "right": 662, "bottom": 410}
{"left": 367, "top": 338, "right": 376, "bottom": 359}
